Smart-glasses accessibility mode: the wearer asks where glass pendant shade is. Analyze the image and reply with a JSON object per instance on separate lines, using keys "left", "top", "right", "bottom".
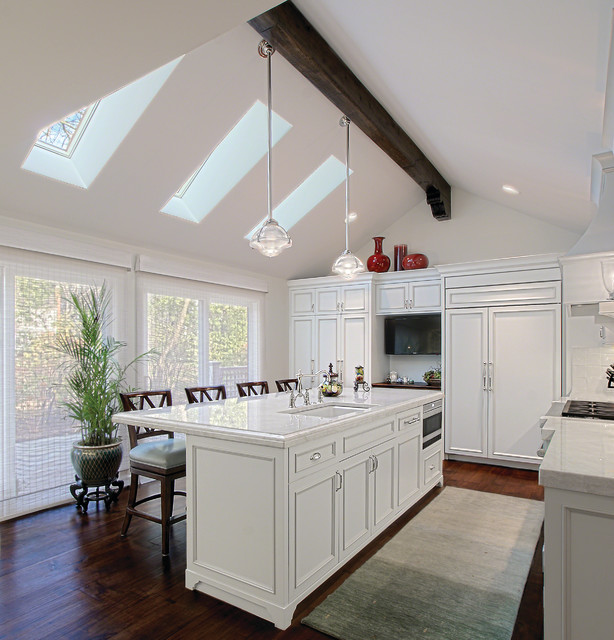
{"left": 250, "top": 40, "right": 292, "bottom": 258}
{"left": 332, "top": 115, "right": 365, "bottom": 279}
{"left": 332, "top": 249, "right": 365, "bottom": 279}
{"left": 249, "top": 218, "right": 292, "bottom": 257}
{"left": 602, "top": 259, "right": 614, "bottom": 299}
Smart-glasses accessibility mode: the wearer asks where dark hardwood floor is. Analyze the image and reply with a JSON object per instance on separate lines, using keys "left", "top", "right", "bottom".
{"left": 0, "top": 461, "right": 543, "bottom": 640}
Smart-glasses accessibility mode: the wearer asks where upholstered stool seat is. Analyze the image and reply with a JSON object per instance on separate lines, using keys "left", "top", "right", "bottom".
{"left": 129, "top": 439, "right": 186, "bottom": 469}
{"left": 119, "top": 390, "right": 186, "bottom": 556}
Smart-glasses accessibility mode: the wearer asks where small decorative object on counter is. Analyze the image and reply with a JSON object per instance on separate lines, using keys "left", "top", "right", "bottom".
{"left": 423, "top": 366, "right": 441, "bottom": 386}
{"left": 321, "top": 362, "right": 343, "bottom": 396}
{"left": 393, "top": 244, "right": 407, "bottom": 271}
{"left": 353, "top": 365, "right": 370, "bottom": 392}
{"left": 389, "top": 370, "right": 398, "bottom": 383}
{"left": 606, "top": 363, "right": 614, "bottom": 387}
{"left": 367, "top": 236, "right": 391, "bottom": 272}
{"left": 402, "top": 253, "right": 429, "bottom": 270}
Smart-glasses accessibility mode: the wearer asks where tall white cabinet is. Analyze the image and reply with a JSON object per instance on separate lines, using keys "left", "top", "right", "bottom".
{"left": 442, "top": 257, "right": 562, "bottom": 466}
{"left": 289, "top": 275, "right": 372, "bottom": 383}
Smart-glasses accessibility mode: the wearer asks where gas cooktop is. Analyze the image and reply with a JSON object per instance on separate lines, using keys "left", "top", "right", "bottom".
{"left": 562, "top": 400, "right": 614, "bottom": 420}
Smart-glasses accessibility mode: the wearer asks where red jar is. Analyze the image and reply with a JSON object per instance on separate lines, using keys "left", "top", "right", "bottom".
{"left": 402, "top": 253, "right": 429, "bottom": 270}
{"left": 367, "top": 236, "right": 391, "bottom": 272}
{"left": 393, "top": 244, "right": 407, "bottom": 271}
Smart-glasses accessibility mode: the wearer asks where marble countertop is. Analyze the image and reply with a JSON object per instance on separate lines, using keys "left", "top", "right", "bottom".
{"left": 112, "top": 387, "right": 442, "bottom": 448}
{"left": 539, "top": 417, "right": 614, "bottom": 497}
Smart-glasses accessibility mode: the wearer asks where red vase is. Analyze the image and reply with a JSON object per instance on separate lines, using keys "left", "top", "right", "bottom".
{"left": 367, "top": 236, "right": 391, "bottom": 273}
{"left": 402, "top": 253, "right": 429, "bottom": 270}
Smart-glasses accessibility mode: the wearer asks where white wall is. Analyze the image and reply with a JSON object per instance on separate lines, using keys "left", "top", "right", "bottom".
{"left": 356, "top": 187, "right": 581, "bottom": 267}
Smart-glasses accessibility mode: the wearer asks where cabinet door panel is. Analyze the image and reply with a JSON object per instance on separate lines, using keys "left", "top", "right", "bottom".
{"left": 291, "top": 317, "right": 314, "bottom": 377}
{"left": 340, "top": 453, "right": 371, "bottom": 561}
{"left": 488, "top": 305, "right": 561, "bottom": 461}
{"left": 372, "top": 440, "right": 396, "bottom": 534}
{"left": 342, "top": 285, "right": 368, "bottom": 312}
{"left": 291, "top": 289, "right": 315, "bottom": 315}
{"left": 410, "top": 281, "right": 441, "bottom": 310}
{"left": 316, "top": 316, "right": 340, "bottom": 375}
{"left": 290, "top": 471, "right": 339, "bottom": 598}
{"left": 376, "top": 283, "right": 407, "bottom": 313}
{"left": 317, "top": 288, "right": 340, "bottom": 314}
{"left": 341, "top": 314, "right": 368, "bottom": 384}
{"left": 445, "top": 309, "right": 488, "bottom": 456}
{"left": 397, "top": 429, "right": 420, "bottom": 508}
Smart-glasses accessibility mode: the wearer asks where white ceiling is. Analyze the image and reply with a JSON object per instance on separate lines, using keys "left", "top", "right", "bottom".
{"left": 0, "top": 1, "right": 612, "bottom": 280}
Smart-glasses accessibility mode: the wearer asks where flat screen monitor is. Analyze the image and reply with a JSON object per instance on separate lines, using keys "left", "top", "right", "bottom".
{"left": 384, "top": 314, "right": 441, "bottom": 355}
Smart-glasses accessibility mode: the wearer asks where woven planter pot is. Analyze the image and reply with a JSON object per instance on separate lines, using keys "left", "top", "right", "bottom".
{"left": 71, "top": 439, "right": 123, "bottom": 487}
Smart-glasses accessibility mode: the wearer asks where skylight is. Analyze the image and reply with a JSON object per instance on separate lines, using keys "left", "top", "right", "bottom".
{"left": 245, "top": 155, "right": 350, "bottom": 239}
{"left": 36, "top": 104, "right": 96, "bottom": 156}
{"left": 23, "top": 57, "right": 182, "bottom": 188}
{"left": 161, "top": 101, "right": 292, "bottom": 223}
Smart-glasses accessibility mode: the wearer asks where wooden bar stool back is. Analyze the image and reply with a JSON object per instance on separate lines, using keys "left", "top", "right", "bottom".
{"left": 275, "top": 378, "right": 299, "bottom": 392}
{"left": 236, "top": 381, "right": 269, "bottom": 397}
{"left": 185, "top": 385, "right": 226, "bottom": 403}
{"left": 119, "top": 390, "right": 186, "bottom": 556}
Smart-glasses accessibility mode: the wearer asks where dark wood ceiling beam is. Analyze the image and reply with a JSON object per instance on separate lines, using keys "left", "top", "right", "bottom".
{"left": 249, "top": 1, "right": 451, "bottom": 220}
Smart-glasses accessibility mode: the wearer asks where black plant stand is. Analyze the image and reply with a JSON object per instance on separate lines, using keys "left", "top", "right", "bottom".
{"left": 70, "top": 475, "right": 124, "bottom": 513}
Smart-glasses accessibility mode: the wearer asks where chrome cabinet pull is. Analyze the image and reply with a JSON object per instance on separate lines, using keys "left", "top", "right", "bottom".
{"left": 369, "top": 455, "right": 375, "bottom": 473}
{"left": 374, "top": 455, "right": 379, "bottom": 471}
{"left": 310, "top": 452, "right": 321, "bottom": 461}
{"left": 482, "top": 362, "right": 487, "bottom": 390}
{"left": 408, "top": 299, "right": 413, "bottom": 309}
{"left": 311, "top": 303, "right": 315, "bottom": 312}
{"left": 404, "top": 416, "right": 420, "bottom": 425}
{"left": 311, "top": 359, "right": 315, "bottom": 374}
{"left": 488, "top": 362, "right": 493, "bottom": 391}
{"left": 335, "top": 471, "right": 343, "bottom": 491}
{"left": 429, "top": 464, "right": 435, "bottom": 471}
{"left": 341, "top": 301, "right": 344, "bottom": 311}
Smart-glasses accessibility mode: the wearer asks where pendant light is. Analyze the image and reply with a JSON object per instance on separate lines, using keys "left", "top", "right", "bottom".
{"left": 332, "top": 116, "right": 365, "bottom": 278}
{"left": 249, "top": 40, "right": 292, "bottom": 258}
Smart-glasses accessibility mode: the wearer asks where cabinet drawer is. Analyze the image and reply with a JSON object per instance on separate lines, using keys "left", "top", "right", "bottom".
{"left": 446, "top": 281, "right": 561, "bottom": 308}
{"left": 423, "top": 445, "right": 442, "bottom": 486}
{"left": 397, "top": 407, "right": 421, "bottom": 432}
{"left": 341, "top": 419, "right": 395, "bottom": 456}
{"left": 290, "top": 437, "right": 339, "bottom": 480}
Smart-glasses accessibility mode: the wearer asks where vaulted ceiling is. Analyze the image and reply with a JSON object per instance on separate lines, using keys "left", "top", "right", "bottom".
{"left": 0, "top": 1, "right": 612, "bottom": 279}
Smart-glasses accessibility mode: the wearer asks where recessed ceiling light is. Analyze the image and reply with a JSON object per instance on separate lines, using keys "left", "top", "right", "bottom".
{"left": 502, "top": 184, "right": 520, "bottom": 195}
{"left": 346, "top": 211, "right": 358, "bottom": 222}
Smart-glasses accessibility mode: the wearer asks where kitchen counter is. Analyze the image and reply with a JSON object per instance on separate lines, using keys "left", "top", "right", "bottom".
{"left": 539, "top": 418, "right": 614, "bottom": 497}
{"left": 113, "top": 387, "right": 442, "bottom": 629}
{"left": 112, "top": 387, "right": 442, "bottom": 448}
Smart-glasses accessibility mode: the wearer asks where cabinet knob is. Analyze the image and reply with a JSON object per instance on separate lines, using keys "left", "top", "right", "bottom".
{"left": 310, "top": 452, "right": 321, "bottom": 461}
{"left": 429, "top": 464, "right": 435, "bottom": 471}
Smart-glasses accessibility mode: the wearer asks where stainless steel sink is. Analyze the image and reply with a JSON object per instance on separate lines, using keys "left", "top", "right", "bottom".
{"left": 281, "top": 403, "right": 374, "bottom": 418}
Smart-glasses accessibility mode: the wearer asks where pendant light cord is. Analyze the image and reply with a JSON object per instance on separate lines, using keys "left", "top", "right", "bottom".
{"left": 342, "top": 116, "right": 351, "bottom": 252}
{"left": 267, "top": 49, "right": 273, "bottom": 223}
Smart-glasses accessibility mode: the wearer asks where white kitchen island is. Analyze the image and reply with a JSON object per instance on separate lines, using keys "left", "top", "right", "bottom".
{"left": 113, "top": 387, "right": 443, "bottom": 629}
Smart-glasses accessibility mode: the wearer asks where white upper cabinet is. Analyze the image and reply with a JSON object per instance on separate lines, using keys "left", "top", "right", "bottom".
{"left": 376, "top": 280, "right": 441, "bottom": 314}
{"left": 291, "top": 289, "right": 315, "bottom": 315}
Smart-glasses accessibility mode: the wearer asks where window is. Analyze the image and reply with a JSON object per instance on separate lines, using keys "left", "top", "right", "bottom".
{"left": 138, "top": 275, "right": 261, "bottom": 401}
{"left": 0, "top": 250, "right": 125, "bottom": 520}
{"left": 23, "top": 57, "right": 182, "bottom": 188}
{"left": 161, "top": 101, "right": 292, "bottom": 223}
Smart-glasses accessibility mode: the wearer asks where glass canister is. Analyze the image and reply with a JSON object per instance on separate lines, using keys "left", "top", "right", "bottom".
{"left": 322, "top": 362, "right": 343, "bottom": 396}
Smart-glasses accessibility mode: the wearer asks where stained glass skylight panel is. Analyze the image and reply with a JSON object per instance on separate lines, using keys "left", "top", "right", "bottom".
{"left": 36, "top": 106, "right": 94, "bottom": 155}
{"left": 245, "top": 155, "right": 350, "bottom": 239}
{"left": 161, "top": 101, "right": 292, "bottom": 223}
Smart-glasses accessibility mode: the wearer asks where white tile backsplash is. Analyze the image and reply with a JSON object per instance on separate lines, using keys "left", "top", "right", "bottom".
{"left": 571, "top": 346, "right": 614, "bottom": 398}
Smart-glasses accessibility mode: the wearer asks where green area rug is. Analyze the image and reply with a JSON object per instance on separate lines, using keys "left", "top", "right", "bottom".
{"left": 302, "top": 487, "right": 543, "bottom": 640}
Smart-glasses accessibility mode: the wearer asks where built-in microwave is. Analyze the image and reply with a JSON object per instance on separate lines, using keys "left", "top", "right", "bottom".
{"left": 423, "top": 399, "right": 442, "bottom": 449}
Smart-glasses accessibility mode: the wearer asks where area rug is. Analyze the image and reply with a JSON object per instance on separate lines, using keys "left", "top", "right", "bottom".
{"left": 302, "top": 487, "right": 543, "bottom": 640}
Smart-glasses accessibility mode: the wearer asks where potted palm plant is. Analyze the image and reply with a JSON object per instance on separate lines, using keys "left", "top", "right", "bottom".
{"left": 54, "top": 283, "right": 147, "bottom": 511}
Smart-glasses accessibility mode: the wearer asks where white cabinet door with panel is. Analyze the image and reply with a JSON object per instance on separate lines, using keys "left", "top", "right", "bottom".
{"left": 376, "top": 280, "right": 441, "bottom": 314}
{"left": 445, "top": 308, "right": 489, "bottom": 457}
{"left": 289, "top": 467, "right": 340, "bottom": 600}
{"left": 291, "top": 289, "right": 315, "bottom": 315}
{"left": 488, "top": 305, "right": 561, "bottom": 461}
{"left": 411, "top": 280, "right": 442, "bottom": 310}
{"left": 396, "top": 427, "right": 421, "bottom": 509}
{"left": 316, "top": 315, "right": 340, "bottom": 375}
{"left": 340, "top": 314, "right": 368, "bottom": 384}
{"left": 290, "top": 317, "right": 315, "bottom": 377}
{"left": 370, "top": 439, "right": 396, "bottom": 534}
{"left": 342, "top": 284, "right": 368, "bottom": 313}
{"left": 316, "top": 288, "right": 340, "bottom": 314}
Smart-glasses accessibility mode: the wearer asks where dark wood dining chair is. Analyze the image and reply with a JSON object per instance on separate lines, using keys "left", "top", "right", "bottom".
{"left": 236, "top": 381, "right": 269, "bottom": 397}
{"left": 275, "top": 378, "right": 299, "bottom": 392}
{"left": 119, "top": 390, "right": 186, "bottom": 556}
{"left": 185, "top": 385, "right": 227, "bottom": 403}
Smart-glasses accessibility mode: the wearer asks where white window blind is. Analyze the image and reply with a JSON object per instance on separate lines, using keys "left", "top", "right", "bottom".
{"left": 137, "top": 273, "right": 262, "bottom": 402}
{"left": 0, "top": 248, "right": 127, "bottom": 520}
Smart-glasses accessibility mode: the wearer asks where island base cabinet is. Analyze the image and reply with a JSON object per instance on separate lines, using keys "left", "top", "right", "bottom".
{"left": 544, "top": 487, "right": 614, "bottom": 640}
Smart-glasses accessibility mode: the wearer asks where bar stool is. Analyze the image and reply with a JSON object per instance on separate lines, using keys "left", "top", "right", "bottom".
{"left": 185, "top": 385, "right": 226, "bottom": 403}
{"left": 119, "top": 390, "right": 186, "bottom": 556}
{"left": 275, "top": 378, "right": 299, "bottom": 392}
{"left": 237, "top": 381, "right": 269, "bottom": 397}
